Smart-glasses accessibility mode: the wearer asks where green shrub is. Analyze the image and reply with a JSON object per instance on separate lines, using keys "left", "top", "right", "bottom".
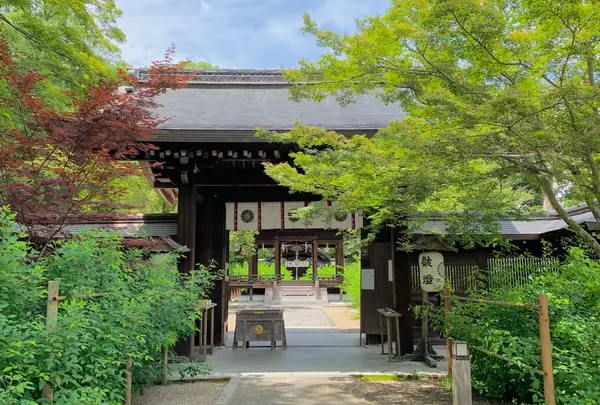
{"left": 342, "top": 261, "right": 361, "bottom": 309}
{"left": 0, "top": 207, "right": 216, "bottom": 404}
{"left": 437, "top": 249, "right": 600, "bottom": 404}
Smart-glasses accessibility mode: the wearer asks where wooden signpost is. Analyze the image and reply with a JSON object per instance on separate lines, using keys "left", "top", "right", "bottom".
{"left": 405, "top": 251, "right": 445, "bottom": 367}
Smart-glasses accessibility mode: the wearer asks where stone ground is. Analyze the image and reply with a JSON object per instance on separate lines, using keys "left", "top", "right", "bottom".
{"left": 132, "top": 381, "right": 225, "bottom": 405}
{"left": 133, "top": 377, "right": 506, "bottom": 405}
{"left": 322, "top": 305, "right": 360, "bottom": 331}
{"left": 134, "top": 302, "right": 471, "bottom": 404}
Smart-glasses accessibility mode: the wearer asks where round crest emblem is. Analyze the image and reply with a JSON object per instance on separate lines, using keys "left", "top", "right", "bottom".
{"left": 288, "top": 209, "right": 300, "bottom": 222}
{"left": 254, "top": 324, "right": 264, "bottom": 335}
{"left": 240, "top": 209, "right": 254, "bottom": 223}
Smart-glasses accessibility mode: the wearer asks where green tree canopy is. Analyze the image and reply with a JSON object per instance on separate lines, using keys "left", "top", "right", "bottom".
{"left": 0, "top": 0, "right": 125, "bottom": 105}
{"left": 260, "top": 0, "right": 600, "bottom": 255}
{"left": 183, "top": 60, "right": 219, "bottom": 68}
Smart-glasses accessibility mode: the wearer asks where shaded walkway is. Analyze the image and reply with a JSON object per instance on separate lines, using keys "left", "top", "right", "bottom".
{"left": 211, "top": 302, "right": 447, "bottom": 377}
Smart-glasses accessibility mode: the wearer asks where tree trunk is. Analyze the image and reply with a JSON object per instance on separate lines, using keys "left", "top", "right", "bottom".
{"left": 539, "top": 177, "right": 600, "bottom": 258}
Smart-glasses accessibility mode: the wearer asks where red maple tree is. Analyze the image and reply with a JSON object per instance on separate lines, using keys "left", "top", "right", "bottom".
{"left": 0, "top": 35, "right": 190, "bottom": 249}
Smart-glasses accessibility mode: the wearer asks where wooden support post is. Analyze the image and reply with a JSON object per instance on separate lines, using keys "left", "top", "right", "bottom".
{"left": 249, "top": 252, "right": 258, "bottom": 278}
{"left": 391, "top": 230, "right": 414, "bottom": 355}
{"left": 274, "top": 238, "right": 281, "bottom": 280}
{"left": 202, "top": 309, "right": 209, "bottom": 356}
{"left": 451, "top": 341, "right": 472, "bottom": 405}
{"left": 538, "top": 294, "right": 556, "bottom": 405}
{"left": 176, "top": 183, "right": 196, "bottom": 274}
{"left": 43, "top": 280, "right": 59, "bottom": 403}
{"left": 162, "top": 348, "right": 168, "bottom": 385}
{"left": 188, "top": 334, "right": 194, "bottom": 360}
{"left": 444, "top": 287, "right": 453, "bottom": 378}
{"left": 209, "top": 306, "right": 215, "bottom": 355}
{"left": 125, "top": 357, "right": 133, "bottom": 405}
{"left": 312, "top": 239, "right": 319, "bottom": 281}
{"left": 312, "top": 239, "right": 319, "bottom": 299}
{"left": 46, "top": 281, "right": 59, "bottom": 332}
{"left": 337, "top": 241, "right": 344, "bottom": 301}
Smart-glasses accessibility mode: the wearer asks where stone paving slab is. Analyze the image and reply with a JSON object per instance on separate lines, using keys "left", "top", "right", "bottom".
{"left": 226, "top": 376, "right": 371, "bottom": 405}
{"left": 209, "top": 345, "right": 447, "bottom": 377}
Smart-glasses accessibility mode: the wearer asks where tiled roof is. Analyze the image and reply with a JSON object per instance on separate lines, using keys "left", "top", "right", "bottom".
{"left": 49, "top": 214, "right": 177, "bottom": 238}
{"left": 128, "top": 69, "right": 406, "bottom": 134}
{"left": 419, "top": 207, "right": 595, "bottom": 238}
{"left": 131, "top": 69, "right": 287, "bottom": 84}
{"left": 151, "top": 87, "right": 405, "bottom": 132}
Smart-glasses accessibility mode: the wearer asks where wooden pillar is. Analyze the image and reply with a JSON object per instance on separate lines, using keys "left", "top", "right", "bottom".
{"left": 249, "top": 252, "right": 258, "bottom": 278}
{"left": 392, "top": 228, "right": 414, "bottom": 355}
{"left": 274, "top": 238, "right": 281, "bottom": 279}
{"left": 336, "top": 240, "right": 344, "bottom": 276}
{"left": 196, "top": 193, "right": 227, "bottom": 346}
{"left": 174, "top": 183, "right": 197, "bottom": 357}
{"left": 312, "top": 239, "right": 319, "bottom": 281}
{"left": 176, "top": 183, "right": 197, "bottom": 273}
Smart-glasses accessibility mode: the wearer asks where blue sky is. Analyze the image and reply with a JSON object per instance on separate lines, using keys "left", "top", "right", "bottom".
{"left": 116, "top": 0, "right": 389, "bottom": 69}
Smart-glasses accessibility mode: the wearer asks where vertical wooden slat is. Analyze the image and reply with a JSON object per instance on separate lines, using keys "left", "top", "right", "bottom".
{"left": 538, "top": 294, "right": 556, "bottom": 405}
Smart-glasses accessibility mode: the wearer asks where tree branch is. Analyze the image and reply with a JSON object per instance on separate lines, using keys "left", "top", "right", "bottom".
{"left": 539, "top": 176, "right": 600, "bottom": 258}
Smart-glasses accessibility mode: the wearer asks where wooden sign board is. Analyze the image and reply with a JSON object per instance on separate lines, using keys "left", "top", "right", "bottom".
{"left": 361, "top": 268, "right": 375, "bottom": 290}
{"left": 418, "top": 251, "right": 445, "bottom": 292}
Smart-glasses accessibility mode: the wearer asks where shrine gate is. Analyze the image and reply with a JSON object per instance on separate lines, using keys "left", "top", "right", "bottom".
{"left": 132, "top": 69, "right": 414, "bottom": 355}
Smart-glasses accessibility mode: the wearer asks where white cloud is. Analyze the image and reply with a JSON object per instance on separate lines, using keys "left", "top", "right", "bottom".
{"left": 115, "top": 0, "right": 389, "bottom": 68}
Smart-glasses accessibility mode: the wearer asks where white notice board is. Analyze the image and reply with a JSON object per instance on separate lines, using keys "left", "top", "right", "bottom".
{"left": 361, "top": 268, "right": 375, "bottom": 290}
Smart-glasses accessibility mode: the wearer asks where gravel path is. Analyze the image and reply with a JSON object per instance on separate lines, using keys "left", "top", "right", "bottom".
{"left": 133, "top": 381, "right": 226, "bottom": 405}
{"left": 220, "top": 376, "right": 505, "bottom": 405}
{"left": 322, "top": 305, "right": 360, "bottom": 331}
{"left": 344, "top": 378, "right": 506, "bottom": 405}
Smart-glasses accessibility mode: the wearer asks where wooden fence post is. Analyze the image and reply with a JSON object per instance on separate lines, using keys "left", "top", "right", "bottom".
{"left": 452, "top": 341, "right": 472, "bottom": 405}
{"left": 538, "top": 294, "right": 556, "bottom": 405}
{"left": 444, "top": 287, "right": 452, "bottom": 378}
{"left": 162, "top": 347, "right": 168, "bottom": 385}
{"left": 42, "top": 280, "right": 60, "bottom": 403}
{"left": 124, "top": 357, "right": 133, "bottom": 405}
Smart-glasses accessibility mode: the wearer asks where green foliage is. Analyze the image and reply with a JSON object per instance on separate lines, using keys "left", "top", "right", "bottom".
{"left": 229, "top": 261, "right": 293, "bottom": 281}
{"left": 229, "top": 230, "right": 258, "bottom": 265}
{"left": 341, "top": 261, "right": 361, "bottom": 309}
{"left": 183, "top": 61, "right": 219, "bottom": 68}
{"left": 435, "top": 249, "right": 600, "bottom": 404}
{"left": 0, "top": 206, "right": 216, "bottom": 404}
{"left": 1, "top": 0, "right": 125, "bottom": 106}
{"left": 263, "top": 0, "right": 600, "bottom": 255}
{"left": 109, "top": 170, "right": 176, "bottom": 213}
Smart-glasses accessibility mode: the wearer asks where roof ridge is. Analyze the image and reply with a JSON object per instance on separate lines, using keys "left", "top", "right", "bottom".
{"left": 129, "top": 68, "right": 287, "bottom": 84}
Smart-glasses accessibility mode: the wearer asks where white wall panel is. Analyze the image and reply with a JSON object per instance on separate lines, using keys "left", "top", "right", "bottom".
{"left": 261, "top": 202, "right": 281, "bottom": 230}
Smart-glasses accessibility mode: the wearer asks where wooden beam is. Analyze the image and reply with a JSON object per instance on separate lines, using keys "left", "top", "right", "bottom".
{"left": 154, "top": 182, "right": 177, "bottom": 189}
